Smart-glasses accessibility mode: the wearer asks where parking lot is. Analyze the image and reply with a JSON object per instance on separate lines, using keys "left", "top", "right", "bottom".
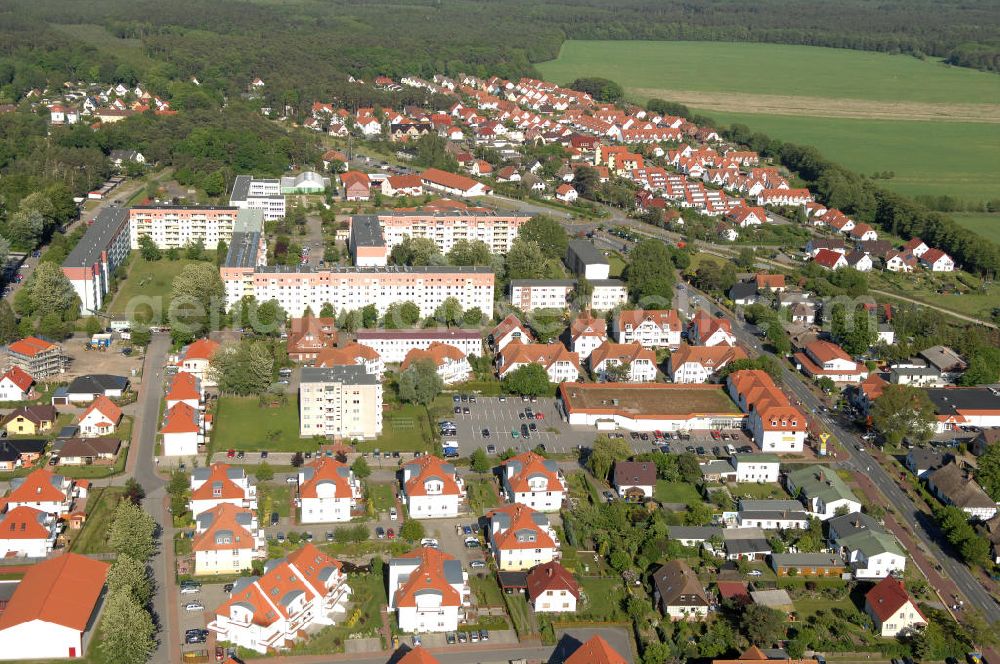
{"left": 442, "top": 395, "right": 758, "bottom": 459}
{"left": 179, "top": 581, "right": 231, "bottom": 660}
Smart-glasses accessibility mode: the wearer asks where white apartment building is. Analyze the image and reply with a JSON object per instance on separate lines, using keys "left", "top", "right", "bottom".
{"left": 728, "top": 370, "right": 807, "bottom": 453}
{"left": 589, "top": 280, "right": 629, "bottom": 312}
{"left": 129, "top": 206, "right": 264, "bottom": 251}
{"left": 501, "top": 452, "right": 567, "bottom": 512}
{"left": 614, "top": 310, "right": 682, "bottom": 349}
{"left": 401, "top": 343, "right": 472, "bottom": 385}
{"left": 297, "top": 458, "right": 361, "bottom": 523}
{"left": 388, "top": 547, "right": 470, "bottom": 633}
{"left": 355, "top": 329, "right": 482, "bottom": 364}
{"left": 510, "top": 280, "right": 572, "bottom": 311}
{"left": 61, "top": 207, "right": 131, "bottom": 313}
{"left": 588, "top": 341, "right": 658, "bottom": 383}
{"left": 497, "top": 343, "right": 582, "bottom": 383}
{"left": 221, "top": 265, "right": 495, "bottom": 318}
{"left": 189, "top": 463, "right": 257, "bottom": 516}
{"left": 668, "top": 344, "right": 747, "bottom": 384}
{"left": 351, "top": 210, "right": 530, "bottom": 256}
{"left": 732, "top": 454, "right": 781, "bottom": 483}
{"left": 402, "top": 455, "right": 465, "bottom": 519}
{"left": 298, "top": 366, "right": 383, "bottom": 439}
{"left": 569, "top": 312, "right": 607, "bottom": 362}
{"left": 487, "top": 503, "right": 560, "bottom": 570}
{"left": 209, "top": 544, "right": 352, "bottom": 653}
{"left": 229, "top": 175, "right": 286, "bottom": 221}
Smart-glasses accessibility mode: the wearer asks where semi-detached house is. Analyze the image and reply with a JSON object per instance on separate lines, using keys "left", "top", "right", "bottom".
{"left": 190, "top": 463, "right": 258, "bottom": 516}
{"left": 297, "top": 458, "right": 361, "bottom": 523}
{"left": 669, "top": 344, "right": 747, "bottom": 384}
{"left": 193, "top": 503, "right": 265, "bottom": 576}
{"left": 497, "top": 343, "right": 581, "bottom": 383}
{"left": 388, "top": 547, "right": 470, "bottom": 633}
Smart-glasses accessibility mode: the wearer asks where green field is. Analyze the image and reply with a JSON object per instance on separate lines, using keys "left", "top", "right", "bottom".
{"left": 108, "top": 257, "right": 209, "bottom": 321}
{"left": 538, "top": 40, "right": 1000, "bottom": 207}
{"left": 538, "top": 40, "right": 1000, "bottom": 106}
{"left": 696, "top": 110, "right": 1000, "bottom": 204}
{"left": 212, "top": 396, "right": 309, "bottom": 452}
{"left": 654, "top": 481, "right": 702, "bottom": 504}
{"left": 952, "top": 213, "right": 1000, "bottom": 244}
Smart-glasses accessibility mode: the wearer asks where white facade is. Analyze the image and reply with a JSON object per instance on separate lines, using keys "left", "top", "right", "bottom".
{"left": 129, "top": 206, "right": 261, "bottom": 251}
{"left": 388, "top": 549, "right": 469, "bottom": 633}
{"left": 297, "top": 461, "right": 362, "bottom": 524}
{"left": 510, "top": 281, "right": 572, "bottom": 311}
{"left": 0, "top": 620, "right": 89, "bottom": 660}
{"left": 532, "top": 588, "right": 577, "bottom": 613}
{"left": 615, "top": 312, "right": 682, "bottom": 349}
{"left": 590, "top": 354, "right": 657, "bottom": 383}
{"left": 189, "top": 465, "right": 258, "bottom": 516}
{"left": 588, "top": 281, "right": 628, "bottom": 312}
{"left": 502, "top": 453, "right": 567, "bottom": 513}
{"left": 849, "top": 549, "right": 906, "bottom": 580}
{"left": 0, "top": 378, "right": 30, "bottom": 402}
{"left": 402, "top": 457, "right": 465, "bottom": 519}
{"left": 298, "top": 366, "right": 383, "bottom": 440}
{"left": 229, "top": 176, "right": 286, "bottom": 221}
{"left": 355, "top": 331, "right": 482, "bottom": 364}
{"left": 733, "top": 456, "right": 780, "bottom": 483}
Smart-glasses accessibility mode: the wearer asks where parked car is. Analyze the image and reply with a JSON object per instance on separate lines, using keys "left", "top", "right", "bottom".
{"left": 387, "top": 528, "right": 395, "bottom": 540}
{"left": 479, "top": 629, "right": 489, "bottom": 641}
{"left": 486, "top": 444, "right": 496, "bottom": 454}
{"left": 376, "top": 526, "right": 385, "bottom": 539}
{"left": 390, "top": 507, "right": 398, "bottom": 520}
{"left": 420, "top": 538, "right": 439, "bottom": 548}
{"left": 458, "top": 631, "right": 468, "bottom": 643}
{"left": 470, "top": 560, "right": 486, "bottom": 569}
{"left": 180, "top": 583, "right": 201, "bottom": 595}
{"left": 184, "top": 602, "right": 204, "bottom": 612}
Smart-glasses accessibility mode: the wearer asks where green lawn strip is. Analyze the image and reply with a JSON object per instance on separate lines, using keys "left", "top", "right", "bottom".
{"left": 258, "top": 482, "right": 292, "bottom": 519}
{"left": 607, "top": 252, "right": 627, "bottom": 278}
{"left": 107, "top": 256, "right": 213, "bottom": 320}
{"left": 465, "top": 476, "right": 500, "bottom": 513}
{"left": 366, "top": 482, "right": 396, "bottom": 512}
{"left": 469, "top": 572, "right": 505, "bottom": 607}
{"left": 356, "top": 402, "right": 433, "bottom": 453}
{"left": 502, "top": 590, "right": 537, "bottom": 636}
{"left": 212, "top": 396, "right": 307, "bottom": 452}
{"left": 654, "top": 480, "right": 702, "bottom": 504}
{"left": 71, "top": 486, "right": 124, "bottom": 554}
{"left": 730, "top": 482, "right": 790, "bottom": 500}
{"left": 951, "top": 213, "right": 1000, "bottom": 244}
{"left": 577, "top": 576, "right": 628, "bottom": 621}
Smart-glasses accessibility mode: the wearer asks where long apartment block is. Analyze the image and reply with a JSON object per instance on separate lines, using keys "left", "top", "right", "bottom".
{"left": 129, "top": 205, "right": 264, "bottom": 251}
{"left": 61, "top": 206, "right": 131, "bottom": 313}
{"left": 349, "top": 210, "right": 530, "bottom": 266}
{"left": 220, "top": 263, "right": 495, "bottom": 318}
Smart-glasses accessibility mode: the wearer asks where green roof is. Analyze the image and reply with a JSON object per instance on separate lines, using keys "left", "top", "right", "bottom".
{"left": 787, "top": 465, "right": 858, "bottom": 505}
{"left": 734, "top": 453, "right": 779, "bottom": 465}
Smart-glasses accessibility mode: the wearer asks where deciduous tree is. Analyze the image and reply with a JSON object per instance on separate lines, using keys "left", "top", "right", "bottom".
{"left": 501, "top": 363, "right": 551, "bottom": 396}
{"left": 398, "top": 358, "right": 443, "bottom": 405}
{"left": 871, "top": 384, "right": 936, "bottom": 447}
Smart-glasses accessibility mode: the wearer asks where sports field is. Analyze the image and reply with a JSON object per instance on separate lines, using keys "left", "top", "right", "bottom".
{"left": 538, "top": 40, "right": 1000, "bottom": 209}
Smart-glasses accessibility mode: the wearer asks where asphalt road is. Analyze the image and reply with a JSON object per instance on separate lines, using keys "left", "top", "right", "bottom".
{"left": 691, "top": 279, "right": 1000, "bottom": 627}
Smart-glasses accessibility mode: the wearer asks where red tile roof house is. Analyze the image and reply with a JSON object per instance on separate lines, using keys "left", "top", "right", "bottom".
{"left": 813, "top": 248, "right": 848, "bottom": 270}
{"left": 401, "top": 343, "right": 472, "bottom": 385}
{"left": 190, "top": 462, "right": 258, "bottom": 516}
{"left": 919, "top": 248, "right": 955, "bottom": 272}
{"left": 175, "top": 338, "right": 220, "bottom": 387}
{"left": 486, "top": 503, "right": 560, "bottom": 570}
{"left": 669, "top": 344, "right": 748, "bottom": 384}
{"left": 588, "top": 341, "right": 658, "bottom": 383}
{"left": 160, "top": 401, "right": 203, "bottom": 457}
{"left": 6, "top": 336, "right": 67, "bottom": 378}
{"left": 285, "top": 314, "right": 338, "bottom": 362}
{"left": 864, "top": 576, "right": 927, "bottom": 637}
{"left": 340, "top": 171, "right": 371, "bottom": 201}
{"left": 0, "top": 553, "right": 109, "bottom": 659}
{"left": 688, "top": 310, "right": 737, "bottom": 347}
{"left": 555, "top": 183, "right": 578, "bottom": 203}
{"left": 209, "top": 543, "right": 352, "bottom": 653}
{"left": 76, "top": 395, "right": 122, "bottom": 438}
{"left": 794, "top": 340, "right": 869, "bottom": 384}
{"left": 613, "top": 309, "right": 682, "bottom": 349}
{"left": 297, "top": 458, "right": 362, "bottom": 523}
{"left": 501, "top": 451, "right": 567, "bottom": 512}
{"left": 419, "top": 168, "right": 491, "bottom": 197}
{"left": 395, "top": 647, "right": 442, "bottom": 664}
{"left": 401, "top": 455, "right": 465, "bottom": 518}
{"left": 165, "top": 371, "right": 204, "bottom": 410}
{"left": 488, "top": 314, "right": 535, "bottom": 353}
{"left": 0, "top": 366, "right": 35, "bottom": 402}
{"left": 5, "top": 468, "right": 74, "bottom": 516}
{"left": 564, "top": 635, "right": 629, "bottom": 664}
{"left": 727, "top": 370, "right": 807, "bottom": 453}
{"left": 388, "top": 546, "right": 470, "bottom": 633}
{"left": 527, "top": 561, "right": 580, "bottom": 613}
{"left": 497, "top": 343, "right": 582, "bottom": 383}
{"left": 0, "top": 505, "right": 58, "bottom": 558}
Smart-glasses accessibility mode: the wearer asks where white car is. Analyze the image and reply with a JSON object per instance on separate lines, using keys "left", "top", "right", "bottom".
{"left": 184, "top": 602, "right": 205, "bottom": 612}
{"left": 389, "top": 508, "right": 398, "bottom": 520}
{"left": 420, "top": 538, "right": 439, "bottom": 548}
{"left": 747, "top": 570, "right": 763, "bottom": 577}
{"left": 180, "top": 584, "right": 201, "bottom": 595}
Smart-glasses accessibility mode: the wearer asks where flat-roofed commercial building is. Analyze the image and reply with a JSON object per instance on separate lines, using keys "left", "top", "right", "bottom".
{"left": 229, "top": 175, "right": 286, "bottom": 220}
{"left": 61, "top": 207, "right": 131, "bottom": 312}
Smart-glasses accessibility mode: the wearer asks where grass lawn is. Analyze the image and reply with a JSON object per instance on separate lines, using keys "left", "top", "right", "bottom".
{"left": 71, "top": 486, "right": 124, "bottom": 555}
{"left": 259, "top": 482, "right": 292, "bottom": 518}
{"left": 107, "top": 256, "right": 213, "bottom": 321}
{"left": 212, "top": 396, "right": 308, "bottom": 453}
{"left": 357, "top": 402, "right": 433, "bottom": 453}
{"left": 367, "top": 482, "right": 396, "bottom": 512}
{"left": 952, "top": 213, "right": 1000, "bottom": 244}
{"left": 503, "top": 592, "right": 536, "bottom": 637}
{"left": 465, "top": 476, "right": 500, "bottom": 514}
{"left": 469, "top": 572, "right": 505, "bottom": 607}
{"left": 654, "top": 480, "right": 702, "bottom": 504}
{"left": 578, "top": 576, "right": 627, "bottom": 620}
{"left": 794, "top": 595, "right": 861, "bottom": 621}
{"left": 607, "top": 252, "right": 627, "bottom": 278}
{"left": 731, "top": 483, "right": 790, "bottom": 500}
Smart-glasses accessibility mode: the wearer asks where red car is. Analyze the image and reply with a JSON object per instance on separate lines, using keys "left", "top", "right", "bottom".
{"left": 215, "top": 646, "right": 224, "bottom": 662}
{"left": 710, "top": 430, "right": 721, "bottom": 440}
{"left": 387, "top": 528, "right": 395, "bottom": 540}
{"left": 534, "top": 412, "right": 544, "bottom": 420}
{"left": 226, "top": 449, "right": 236, "bottom": 458}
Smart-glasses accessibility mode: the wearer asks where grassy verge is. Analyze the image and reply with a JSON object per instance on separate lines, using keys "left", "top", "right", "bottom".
{"left": 71, "top": 486, "right": 124, "bottom": 554}
{"left": 366, "top": 482, "right": 396, "bottom": 513}
{"left": 469, "top": 572, "right": 505, "bottom": 607}
{"left": 577, "top": 576, "right": 628, "bottom": 621}
{"left": 465, "top": 476, "right": 500, "bottom": 514}
{"left": 357, "top": 402, "right": 434, "bottom": 453}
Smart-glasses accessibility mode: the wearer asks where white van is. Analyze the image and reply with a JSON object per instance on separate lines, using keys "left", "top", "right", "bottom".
{"left": 725, "top": 444, "right": 737, "bottom": 456}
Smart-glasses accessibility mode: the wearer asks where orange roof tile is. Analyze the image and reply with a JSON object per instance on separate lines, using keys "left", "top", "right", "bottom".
{"left": 298, "top": 458, "right": 353, "bottom": 499}
{"left": 315, "top": 342, "right": 380, "bottom": 368}
{"left": 393, "top": 547, "right": 461, "bottom": 609}
{"left": 564, "top": 635, "right": 628, "bottom": 664}
{"left": 0, "top": 553, "right": 108, "bottom": 631}
{"left": 671, "top": 344, "right": 747, "bottom": 370}
{"left": 487, "top": 504, "right": 555, "bottom": 551}
{"left": 589, "top": 341, "right": 656, "bottom": 369}
{"left": 404, "top": 456, "right": 462, "bottom": 497}
{"left": 400, "top": 343, "right": 466, "bottom": 371}
{"left": 396, "top": 646, "right": 441, "bottom": 664}
{"left": 7, "top": 469, "right": 68, "bottom": 505}
{"left": 7, "top": 337, "right": 56, "bottom": 358}
{"left": 501, "top": 344, "right": 581, "bottom": 374}
{"left": 0, "top": 506, "right": 51, "bottom": 540}
{"left": 503, "top": 451, "right": 562, "bottom": 494}
{"left": 181, "top": 338, "right": 220, "bottom": 362}
{"left": 865, "top": 576, "right": 926, "bottom": 623}
{"left": 191, "top": 463, "right": 248, "bottom": 502}
{"left": 420, "top": 168, "right": 486, "bottom": 193}
{"left": 160, "top": 402, "right": 200, "bottom": 434}
{"left": 491, "top": 314, "right": 534, "bottom": 343}
{"left": 0, "top": 366, "right": 34, "bottom": 393}
{"left": 166, "top": 371, "right": 201, "bottom": 402}
{"left": 193, "top": 503, "right": 256, "bottom": 553}
{"left": 570, "top": 311, "right": 607, "bottom": 341}
{"left": 616, "top": 309, "right": 681, "bottom": 333}
{"left": 78, "top": 395, "right": 122, "bottom": 427}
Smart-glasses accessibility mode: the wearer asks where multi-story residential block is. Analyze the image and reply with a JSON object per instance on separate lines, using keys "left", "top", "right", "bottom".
{"left": 297, "top": 458, "right": 361, "bottom": 523}
{"left": 486, "top": 503, "right": 560, "bottom": 570}
{"left": 61, "top": 207, "right": 131, "bottom": 312}
{"left": 401, "top": 343, "right": 472, "bottom": 384}
{"left": 402, "top": 455, "right": 465, "bottom": 519}
{"left": 388, "top": 547, "right": 470, "bottom": 633}
{"left": 348, "top": 210, "right": 530, "bottom": 264}
{"left": 6, "top": 337, "right": 67, "bottom": 378}
{"left": 354, "top": 329, "right": 481, "bottom": 364}
{"left": 221, "top": 265, "right": 494, "bottom": 318}
{"left": 209, "top": 544, "right": 351, "bottom": 653}
{"left": 569, "top": 311, "right": 607, "bottom": 361}
{"left": 614, "top": 309, "right": 682, "bottom": 349}
{"left": 527, "top": 562, "right": 580, "bottom": 613}
{"left": 193, "top": 503, "right": 265, "bottom": 576}
{"left": 298, "top": 366, "right": 383, "bottom": 439}
{"left": 589, "top": 279, "right": 629, "bottom": 311}
{"left": 727, "top": 370, "right": 807, "bottom": 453}
{"left": 190, "top": 463, "right": 258, "bottom": 516}
{"left": 497, "top": 343, "right": 581, "bottom": 383}
{"left": 0, "top": 506, "right": 58, "bottom": 558}
{"left": 510, "top": 279, "right": 573, "bottom": 311}
{"left": 668, "top": 344, "right": 747, "bottom": 384}
{"left": 588, "top": 341, "right": 657, "bottom": 382}
{"left": 500, "top": 451, "right": 566, "bottom": 512}
{"left": 129, "top": 206, "right": 263, "bottom": 251}
{"left": 229, "top": 175, "right": 286, "bottom": 221}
